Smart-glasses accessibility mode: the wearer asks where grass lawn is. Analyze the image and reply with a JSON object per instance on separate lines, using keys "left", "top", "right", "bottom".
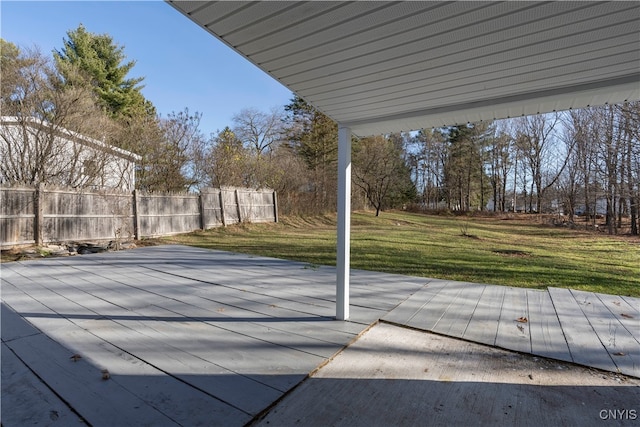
{"left": 162, "top": 210, "right": 640, "bottom": 297}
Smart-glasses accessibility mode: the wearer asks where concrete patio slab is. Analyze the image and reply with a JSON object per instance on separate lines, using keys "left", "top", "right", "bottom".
{"left": 1, "top": 245, "right": 638, "bottom": 426}
{"left": 255, "top": 322, "right": 640, "bottom": 427}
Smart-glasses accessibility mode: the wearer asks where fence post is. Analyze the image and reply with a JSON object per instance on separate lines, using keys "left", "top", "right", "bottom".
{"left": 219, "top": 190, "right": 226, "bottom": 227}
{"left": 34, "top": 183, "right": 44, "bottom": 246}
{"left": 273, "top": 191, "right": 278, "bottom": 223}
{"left": 235, "top": 189, "right": 242, "bottom": 223}
{"left": 133, "top": 189, "right": 140, "bottom": 240}
{"left": 199, "top": 192, "right": 206, "bottom": 230}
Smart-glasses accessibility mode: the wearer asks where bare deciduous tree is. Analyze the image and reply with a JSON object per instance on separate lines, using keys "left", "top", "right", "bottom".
{"left": 619, "top": 102, "right": 640, "bottom": 235}
{"left": 513, "top": 113, "right": 572, "bottom": 213}
{"left": 353, "top": 135, "right": 414, "bottom": 216}
{"left": 199, "top": 127, "right": 249, "bottom": 188}
{"left": 487, "top": 123, "right": 513, "bottom": 212}
{"left": 0, "top": 42, "right": 128, "bottom": 189}
{"left": 232, "top": 107, "right": 283, "bottom": 156}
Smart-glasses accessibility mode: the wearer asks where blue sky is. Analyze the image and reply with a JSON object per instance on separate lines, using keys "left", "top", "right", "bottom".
{"left": 1, "top": 1, "right": 295, "bottom": 136}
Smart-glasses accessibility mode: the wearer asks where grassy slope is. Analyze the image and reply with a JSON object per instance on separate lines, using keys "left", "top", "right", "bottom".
{"left": 163, "top": 211, "right": 639, "bottom": 297}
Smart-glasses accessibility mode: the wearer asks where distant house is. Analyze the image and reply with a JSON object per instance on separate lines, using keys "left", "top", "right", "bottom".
{"left": 575, "top": 198, "right": 609, "bottom": 217}
{"left": 0, "top": 116, "right": 141, "bottom": 191}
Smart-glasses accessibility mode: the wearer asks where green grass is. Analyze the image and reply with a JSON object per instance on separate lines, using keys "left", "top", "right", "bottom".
{"left": 162, "top": 211, "right": 640, "bottom": 297}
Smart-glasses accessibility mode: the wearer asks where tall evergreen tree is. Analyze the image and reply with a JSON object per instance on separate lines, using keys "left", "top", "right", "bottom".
{"left": 1, "top": 39, "right": 23, "bottom": 113}
{"left": 443, "top": 125, "right": 488, "bottom": 211}
{"left": 284, "top": 95, "right": 338, "bottom": 211}
{"left": 53, "top": 24, "right": 155, "bottom": 120}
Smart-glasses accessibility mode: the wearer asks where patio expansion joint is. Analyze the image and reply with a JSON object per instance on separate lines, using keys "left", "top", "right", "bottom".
{"left": 546, "top": 288, "right": 575, "bottom": 363}
{"left": 246, "top": 319, "right": 381, "bottom": 427}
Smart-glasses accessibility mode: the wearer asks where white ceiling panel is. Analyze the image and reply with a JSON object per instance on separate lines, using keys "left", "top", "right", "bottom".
{"left": 311, "top": 46, "right": 638, "bottom": 106}
{"left": 168, "top": 1, "right": 640, "bottom": 136}
{"left": 302, "top": 34, "right": 639, "bottom": 99}
{"left": 328, "top": 60, "right": 638, "bottom": 116}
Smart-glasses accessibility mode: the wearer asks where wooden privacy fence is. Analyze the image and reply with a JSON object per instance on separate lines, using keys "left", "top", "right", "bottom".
{"left": 1, "top": 185, "right": 277, "bottom": 247}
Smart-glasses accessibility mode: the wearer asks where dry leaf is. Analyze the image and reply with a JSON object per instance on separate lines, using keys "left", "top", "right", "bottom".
{"left": 613, "top": 352, "right": 625, "bottom": 356}
{"left": 516, "top": 317, "right": 528, "bottom": 323}
{"left": 101, "top": 369, "right": 110, "bottom": 380}
{"left": 620, "top": 313, "right": 634, "bottom": 319}
{"left": 70, "top": 354, "right": 82, "bottom": 362}
{"left": 613, "top": 301, "right": 621, "bottom": 306}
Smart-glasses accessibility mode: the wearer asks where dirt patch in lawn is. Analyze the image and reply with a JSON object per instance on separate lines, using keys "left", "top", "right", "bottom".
{"left": 493, "top": 249, "right": 533, "bottom": 257}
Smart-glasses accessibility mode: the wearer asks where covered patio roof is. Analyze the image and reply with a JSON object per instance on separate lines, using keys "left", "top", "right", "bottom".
{"left": 168, "top": 1, "right": 639, "bottom": 136}
{"left": 168, "top": 1, "right": 640, "bottom": 320}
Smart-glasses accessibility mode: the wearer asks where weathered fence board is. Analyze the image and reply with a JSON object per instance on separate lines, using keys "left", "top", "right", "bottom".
{"left": 221, "top": 188, "right": 241, "bottom": 224}
{"left": 0, "top": 186, "right": 36, "bottom": 246}
{"left": 1, "top": 185, "right": 276, "bottom": 247}
{"left": 137, "top": 193, "right": 201, "bottom": 237}
{"left": 201, "top": 189, "right": 224, "bottom": 228}
{"left": 237, "top": 189, "right": 277, "bottom": 223}
{"left": 40, "top": 187, "right": 135, "bottom": 243}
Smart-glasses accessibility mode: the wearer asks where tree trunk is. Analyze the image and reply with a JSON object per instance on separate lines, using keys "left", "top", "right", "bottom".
{"left": 624, "top": 111, "right": 638, "bottom": 235}
{"left": 631, "top": 195, "right": 639, "bottom": 235}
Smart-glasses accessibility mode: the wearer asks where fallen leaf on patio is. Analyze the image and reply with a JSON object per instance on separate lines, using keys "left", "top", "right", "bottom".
{"left": 613, "top": 352, "right": 625, "bottom": 356}
{"left": 70, "top": 354, "right": 82, "bottom": 362}
{"left": 101, "top": 369, "right": 110, "bottom": 380}
{"left": 516, "top": 317, "right": 528, "bottom": 323}
{"left": 620, "top": 313, "right": 634, "bottom": 319}
{"left": 613, "top": 301, "right": 621, "bottom": 306}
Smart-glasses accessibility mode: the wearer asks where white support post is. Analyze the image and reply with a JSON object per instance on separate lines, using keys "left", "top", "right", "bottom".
{"left": 336, "top": 126, "right": 351, "bottom": 320}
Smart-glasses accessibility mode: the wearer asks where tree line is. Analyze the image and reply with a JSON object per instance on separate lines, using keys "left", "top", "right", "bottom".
{"left": 1, "top": 26, "right": 638, "bottom": 234}
{"left": 407, "top": 106, "right": 639, "bottom": 235}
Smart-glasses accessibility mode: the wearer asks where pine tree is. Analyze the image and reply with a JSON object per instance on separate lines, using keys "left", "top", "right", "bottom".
{"left": 284, "top": 95, "right": 338, "bottom": 211}
{"left": 53, "top": 24, "right": 155, "bottom": 120}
